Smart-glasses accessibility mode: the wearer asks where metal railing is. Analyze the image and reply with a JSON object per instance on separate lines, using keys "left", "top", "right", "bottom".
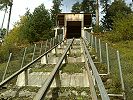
{"left": 0, "top": 38, "right": 63, "bottom": 87}
{"left": 33, "top": 38, "right": 74, "bottom": 100}
{"left": 84, "top": 31, "right": 126, "bottom": 99}
{"left": 83, "top": 38, "right": 110, "bottom": 100}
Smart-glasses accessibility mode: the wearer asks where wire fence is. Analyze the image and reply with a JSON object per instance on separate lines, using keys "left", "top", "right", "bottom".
{"left": 0, "top": 34, "right": 63, "bottom": 83}
{"left": 120, "top": 52, "right": 133, "bottom": 100}
{"left": 85, "top": 31, "right": 125, "bottom": 98}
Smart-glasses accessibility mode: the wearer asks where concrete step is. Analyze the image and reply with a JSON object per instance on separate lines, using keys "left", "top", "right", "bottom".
{"left": 27, "top": 70, "right": 90, "bottom": 87}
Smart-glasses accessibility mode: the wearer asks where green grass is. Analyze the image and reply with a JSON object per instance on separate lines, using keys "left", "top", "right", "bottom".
{"left": 61, "top": 63, "right": 85, "bottom": 74}
{"left": 110, "top": 40, "right": 133, "bottom": 100}
{"left": 95, "top": 33, "right": 133, "bottom": 100}
{"left": 31, "top": 64, "right": 55, "bottom": 72}
{"left": 45, "top": 87, "right": 91, "bottom": 100}
{"left": 0, "top": 60, "right": 21, "bottom": 82}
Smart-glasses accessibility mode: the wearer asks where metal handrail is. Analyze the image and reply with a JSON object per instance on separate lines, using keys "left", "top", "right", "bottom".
{"left": 82, "top": 43, "right": 98, "bottom": 100}
{"left": 33, "top": 38, "right": 74, "bottom": 100}
{"left": 83, "top": 39, "right": 110, "bottom": 100}
{"left": 0, "top": 40, "right": 63, "bottom": 87}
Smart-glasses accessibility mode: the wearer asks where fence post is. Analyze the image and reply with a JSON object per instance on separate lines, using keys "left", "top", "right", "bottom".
{"left": 95, "top": 37, "right": 97, "bottom": 53}
{"left": 99, "top": 39, "right": 102, "bottom": 63}
{"left": 91, "top": 34, "right": 93, "bottom": 47}
{"left": 55, "top": 71, "right": 61, "bottom": 87}
{"left": 45, "top": 39, "right": 48, "bottom": 51}
{"left": 2, "top": 53, "right": 12, "bottom": 81}
{"left": 41, "top": 42, "right": 48, "bottom": 64}
{"left": 40, "top": 42, "right": 43, "bottom": 55}
{"left": 21, "top": 47, "right": 27, "bottom": 68}
{"left": 32, "top": 44, "right": 36, "bottom": 61}
{"left": 117, "top": 51, "right": 126, "bottom": 100}
{"left": 88, "top": 32, "right": 90, "bottom": 43}
{"left": 50, "top": 38, "right": 52, "bottom": 48}
{"left": 53, "top": 37, "right": 55, "bottom": 46}
{"left": 106, "top": 43, "right": 110, "bottom": 75}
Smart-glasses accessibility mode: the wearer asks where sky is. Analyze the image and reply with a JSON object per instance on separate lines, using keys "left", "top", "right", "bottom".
{"left": 0, "top": 0, "right": 132, "bottom": 29}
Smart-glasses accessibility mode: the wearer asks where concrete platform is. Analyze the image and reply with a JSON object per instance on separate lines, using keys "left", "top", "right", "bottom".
{"left": 27, "top": 71, "right": 89, "bottom": 87}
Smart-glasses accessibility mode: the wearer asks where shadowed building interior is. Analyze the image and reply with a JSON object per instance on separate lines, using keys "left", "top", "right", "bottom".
{"left": 56, "top": 13, "right": 92, "bottom": 39}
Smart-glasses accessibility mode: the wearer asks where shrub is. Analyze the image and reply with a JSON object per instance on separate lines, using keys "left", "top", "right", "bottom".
{"left": 108, "top": 14, "right": 133, "bottom": 42}
{"left": 93, "top": 25, "right": 103, "bottom": 33}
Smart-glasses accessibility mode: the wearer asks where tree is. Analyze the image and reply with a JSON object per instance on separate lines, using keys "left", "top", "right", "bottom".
{"left": 100, "top": 0, "right": 110, "bottom": 14}
{"left": 18, "top": 4, "right": 53, "bottom": 43}
{"left": 0, "top": 28, "right": 6, "bottom": 38}
{"left": 108, "top": 14, "right": 133, "bottom": 42}
{"left": 0, "top": 0, "right": 13, "bottom": 35}
{"left": 71, "top": 2, "right": 81, "bottom": 13}
{"left": 51, "top": 0, "right": 62, "bottom": 26}
{"left": 0, "top": 0, "right": 10, "bottom": 10}
{"left": 102, "top": 0, "right": 132, "bottom": 30}
{"left": 81, "top": 0, "right": 95, "bottom": 13}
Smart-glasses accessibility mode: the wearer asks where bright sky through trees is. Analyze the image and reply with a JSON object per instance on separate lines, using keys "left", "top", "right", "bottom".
{"left": 0, "top": 0, "right": 132, "bottom": 29}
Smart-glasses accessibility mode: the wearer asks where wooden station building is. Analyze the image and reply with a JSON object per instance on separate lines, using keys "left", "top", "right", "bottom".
{"left": 55, "top": 13, "right": 92, "bottom": 39}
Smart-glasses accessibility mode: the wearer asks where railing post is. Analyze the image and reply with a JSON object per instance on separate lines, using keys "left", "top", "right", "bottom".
{"left": 117, "top": 51, "right": 126, "bottom": 100}
{"left": 40, "top": 42, "right": 43, "bottom": 55}
{"left": 16, "top": 69, "right": 28, "bottom": 86}
{"left": 52, "top": 38, "right": 57, "bottom": 55}
{"left": 80, "top": 39, "right": 83, "bottom": 53}
{"left": 41, "top": 54, "right": 48, "bottom": 64}
{"left": 52, "top": 47, "right": 57, "bottom": 55}
{"left": 106, "top": 43, "right": 110, "bottom": 75}
{"left": 62, "top": 54, "right": 67, "bottom": 64}
{"left": 57, "top": 35, "right": 59, "bottom": 43}
{"left": 53, "top": 37, "right": 55, "bottom": 46}
{"left": 88, "top": 32, "right": 90, "bottom": 43}
{"left": 32, "top": 44, "right": 36, "bottom": 61}
{"left": 2, "top": 53, "right": 12, "bottom": 81}
{"left": 67, "top": 46, "right": 71, "bottom": 55}
{"left": 50, "top": 38, "right": 52, "bottom": 48}
{"left": 21, "top": 47, "right": 27, "bottom": 68}
{"left": 91, "top": 34, "right": 93, "bottom": 47}
{"left": 55, "top": 71, "right": 61, "bottom": 87}
{"left": 41, "top": 41, "right": 48, "bottom": 64}
{"left": 24, "top": 69, "right": 28, "bottom": 86}
{"left": 45, "top": 39, "right": 48, "bottom": 51}
{"left": 99, "top": 39, "right": 102, "bottom": 63}
{"left": 95, "top": 37, "right": 97, "bottom": 53}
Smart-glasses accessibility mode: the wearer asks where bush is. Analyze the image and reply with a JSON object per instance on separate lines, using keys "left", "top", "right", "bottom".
{"left": 108, "top": 14, "right": 133, "bottom": 42}
{"left": 93, "top": 25, "right": 103, "bottom": 33}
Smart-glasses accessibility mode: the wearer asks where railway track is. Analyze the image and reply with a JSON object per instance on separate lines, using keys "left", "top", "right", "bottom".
{"left": 0, "top": 38, "right": 124, "bottom": 100}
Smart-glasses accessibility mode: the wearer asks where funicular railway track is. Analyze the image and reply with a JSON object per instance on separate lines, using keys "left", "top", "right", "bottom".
{"left": 0, "top": 37, "right": 124, "bottom": 100}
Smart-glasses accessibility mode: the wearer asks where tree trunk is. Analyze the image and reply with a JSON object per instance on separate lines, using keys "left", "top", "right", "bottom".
{"left": 96, "top": 0, "right": 99, "bottom": 26}
{"left": 6, "top": 2, "right": 13, "bottom": 36}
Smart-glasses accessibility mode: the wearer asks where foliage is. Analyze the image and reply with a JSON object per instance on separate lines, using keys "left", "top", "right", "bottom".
{"left": 0, "top": 28, "right": 6, "bottom": 38}
{"left": 102, "top": 0, "right": 132, "bottom": 30}
{"left": 17, "top": 4, "right": 53, "bottom": 43}
{"left": 0, "top": 3, "right": 54, "bottom": 63}
{"left": 0, "top": 0, "right": 10, "bottom": 10}
{"left": 81, "top": 0, "right": 95, "bottom": 13}
{"left": 71, "top": 0, "right": 95, "bottom": 14}
{"left": 93, "top": 25, "right": 103, "bottom": 33}
{"left": 108, "top": 14, "right": 133, "bottom": 42}
{"left": 100, "top": 0, "right": 110, "bottom": 14}
{"left": 71, "top": 2, "right": 81, "bottom": 13}
{"left": 51, "top": 0, "right": 62, "bottom": 26}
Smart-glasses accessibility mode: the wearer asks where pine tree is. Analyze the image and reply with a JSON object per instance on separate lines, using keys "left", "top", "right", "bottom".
{"left": 51, "top": 0, "right": 62, "bottom": 26}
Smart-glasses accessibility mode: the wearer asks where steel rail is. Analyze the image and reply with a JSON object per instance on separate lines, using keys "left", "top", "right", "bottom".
{"left": 33, "top": 38, "right": 74, "bottom": 100}
{"left": 83, "top": 39, "right": 110, "bottom": 100}
{"left": 0, "top": 40, "right": 63, "bottom": 87}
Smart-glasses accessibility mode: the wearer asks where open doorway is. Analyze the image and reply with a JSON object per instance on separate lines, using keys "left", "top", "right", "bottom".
{"left": 66, "top": 21, "right": 81, "bottom": 39}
